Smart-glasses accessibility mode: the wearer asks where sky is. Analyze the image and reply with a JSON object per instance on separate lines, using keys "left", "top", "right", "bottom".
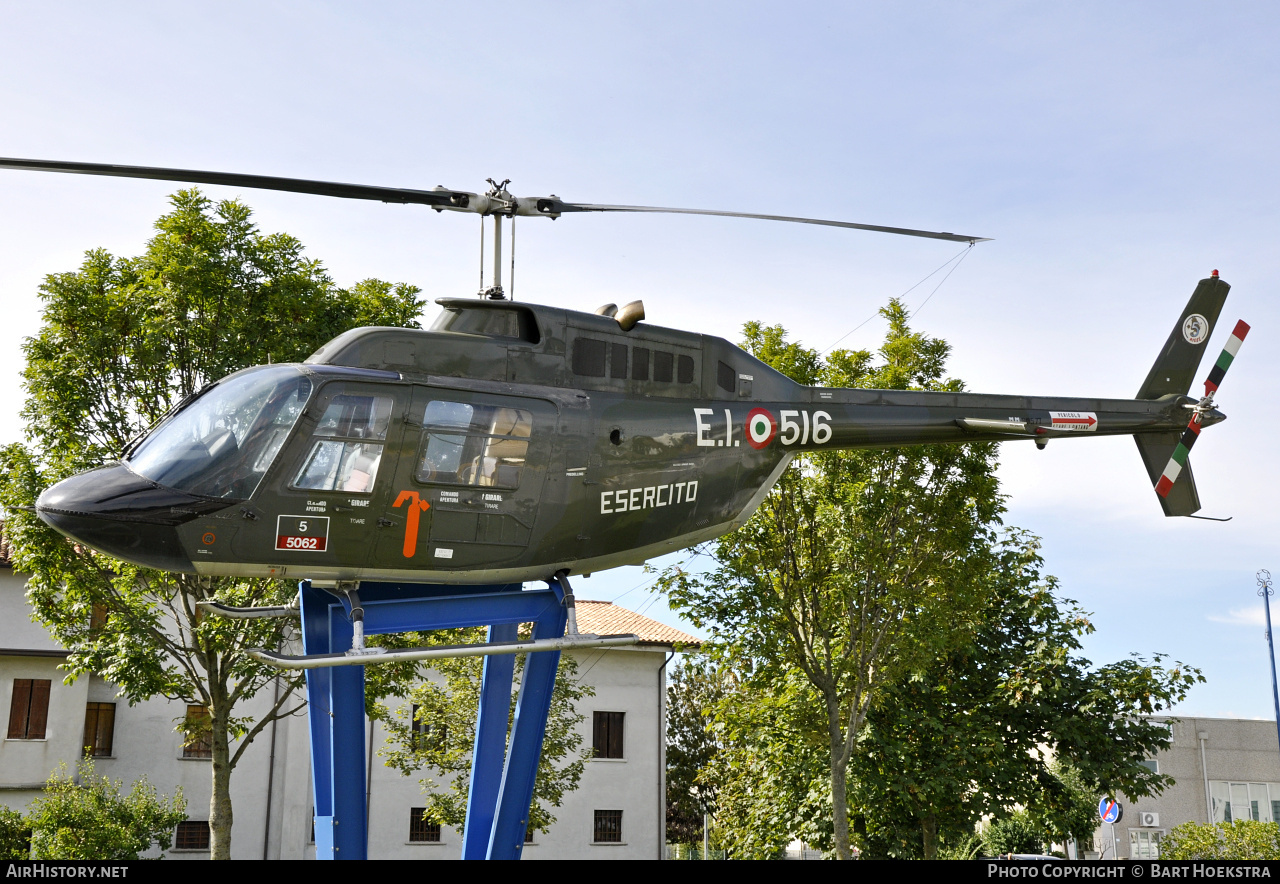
{"left": 0, "top": 3, "right": 1277, "bottom": 719}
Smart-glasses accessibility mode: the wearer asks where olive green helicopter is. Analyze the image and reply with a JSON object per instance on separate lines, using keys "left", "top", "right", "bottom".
{"left": 0, "top": 158, "right": 1249, "bottom": 667}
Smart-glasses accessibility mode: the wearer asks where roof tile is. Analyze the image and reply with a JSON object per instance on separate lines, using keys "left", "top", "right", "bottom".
{"left": 575, "top": 600, "right": 700, "bottom": 648}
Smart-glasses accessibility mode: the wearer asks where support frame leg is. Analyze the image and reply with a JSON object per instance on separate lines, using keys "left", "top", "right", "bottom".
{"left": 301, "top": 581, "right": 368, "bottom": 860}
{"left": 487, "top": 602, "right": 568, "bottom": 859}
{"left": 461, "top": 622, "right": 519, "bottom": 859}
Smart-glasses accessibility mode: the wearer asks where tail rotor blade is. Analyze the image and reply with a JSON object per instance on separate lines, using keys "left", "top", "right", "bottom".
{"left": 1154, "top": 420, "right": 1202, "bottom": 498}
{"left": 1205, "top": 319, "right": 1251, "bottom": 394}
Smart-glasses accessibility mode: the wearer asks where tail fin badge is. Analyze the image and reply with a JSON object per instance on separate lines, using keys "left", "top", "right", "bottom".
{"left": 1182, "top": 314, "right": 1209, "bottom": 345}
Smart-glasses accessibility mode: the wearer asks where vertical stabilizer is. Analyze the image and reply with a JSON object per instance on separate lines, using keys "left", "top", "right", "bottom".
{"left": 1136, "top": 274, "right": 1230, "bottom": 399}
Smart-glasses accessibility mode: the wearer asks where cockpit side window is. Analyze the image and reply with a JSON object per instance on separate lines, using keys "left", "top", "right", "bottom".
{"left": 416, "top": 401, "right": 532, "bottom": 490}
{"left": 293, "top": 395, "right": 394, "bottom": 493}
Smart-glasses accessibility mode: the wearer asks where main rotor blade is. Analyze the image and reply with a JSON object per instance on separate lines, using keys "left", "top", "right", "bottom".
{"left": 536, "top": 199, "right": 991, "bottom": 243}
{"left": 0, "top": 157, "right": 473, "bottom": 208}
{"left": 0, "top": 157, "right": 991, "bottom": 242}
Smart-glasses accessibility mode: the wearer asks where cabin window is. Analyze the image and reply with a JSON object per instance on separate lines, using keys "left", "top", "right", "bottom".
{"left": 717, "top": 361, "right": 735, "bottom": 393}
{"left": 678, "top": 354, "right": 695, "bottom": 384}
{"left": 416, "top": 401, "right": 532, "bottom": 489}
{"left": 572, "top": 338, "right": 607, "bottom": 377}
{"left": 653, "top": 351, "right": 674, "bottom": 383}
{"left": 632, "top": 348, "right": 650, "bottom": 381}
{"left": 294, "top": 394, "right": 393, "bottom": 493}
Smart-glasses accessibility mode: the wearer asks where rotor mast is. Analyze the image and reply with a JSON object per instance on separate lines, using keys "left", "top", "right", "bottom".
{"left": 480, "top": 178, "right": 513, "bottom": 300}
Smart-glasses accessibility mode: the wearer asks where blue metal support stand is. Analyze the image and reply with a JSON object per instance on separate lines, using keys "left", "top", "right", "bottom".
{"left": 300, "top": 578, "right": 568, "bottom": 861}
{"left": 1258, "top": 570, "right": 1280, "bottom": 761}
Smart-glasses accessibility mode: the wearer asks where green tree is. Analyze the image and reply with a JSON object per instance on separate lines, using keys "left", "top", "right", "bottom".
{"left": 698, "top": 670, "right": 836, "bottom": 858}
{"left": 981, "top": 809, "right": 1045, "bottom": 856}
{"left": 847, "top": 533, "right": 1198, "bottom": 858}
{"left": 660, "top": 303, "right": 1006, "bottom": 859}
{"left": 665, "top": 658, "right": 731, "bottom": 844}
{"left": 371, "top": 627, "right": 594, "bottom": 835}
{"left": 1162, "top": 820, "right": 1280, "bottom": 860}
{"left": 0, "top": 806, "right": 30, "bottom": 859}
{"left": 23, "top": 758, "right": 186, "bottom": 860}
{"left": 0, "top": 190, "right": 424, "bottom": 859}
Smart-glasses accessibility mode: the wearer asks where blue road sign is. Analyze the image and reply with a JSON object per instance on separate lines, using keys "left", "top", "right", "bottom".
{"left": 1098, "top": 798, "right": 1123, "bottom": 824}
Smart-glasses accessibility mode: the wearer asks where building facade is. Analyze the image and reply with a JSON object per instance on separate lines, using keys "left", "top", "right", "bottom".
{"left": 1090, "top": 716, "right": 1280, "bottom": 860}
{"left": 1, "top": 557, "right": 693, "bottom": 860}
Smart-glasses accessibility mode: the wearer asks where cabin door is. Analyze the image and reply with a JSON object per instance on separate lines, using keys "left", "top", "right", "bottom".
{"left": 367, "top": 387, "right": 557, "bottom": 576}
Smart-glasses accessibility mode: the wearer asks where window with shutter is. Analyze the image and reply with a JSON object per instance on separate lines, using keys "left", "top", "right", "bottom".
{"left": 83, "top": 702, "right": 116, "bottom": 756}
{"left": 7, "top": 679, "right": 50, "bottom": 740}
{"left": 592, "top": 711, "right": 624, "bottom": 759}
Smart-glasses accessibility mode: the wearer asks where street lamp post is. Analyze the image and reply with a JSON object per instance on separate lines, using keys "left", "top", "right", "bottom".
{"left": 1258, "top": 569, "right": 1280, "bottom": 757}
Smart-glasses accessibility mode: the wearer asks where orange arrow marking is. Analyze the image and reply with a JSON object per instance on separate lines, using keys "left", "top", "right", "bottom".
{"left": 393, "top": 490, "right": 431, "bottom": 557}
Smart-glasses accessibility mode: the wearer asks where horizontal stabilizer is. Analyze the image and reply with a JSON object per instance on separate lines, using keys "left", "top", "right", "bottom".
{"left": 1135, "top": 432, "right": 1201, "bottom": 517}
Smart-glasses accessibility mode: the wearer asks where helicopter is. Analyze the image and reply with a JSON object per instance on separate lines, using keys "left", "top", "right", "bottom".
{"left": 4, "top": 159, "right": 1250, "bottom": 863}
{"left": 1, "top": 159, "right": 1248, "bottom": 600}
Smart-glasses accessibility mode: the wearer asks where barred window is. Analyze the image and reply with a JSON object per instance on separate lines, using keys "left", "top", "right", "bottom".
{"left": 183, "top": 705, "right": 212, "bottom": 758}
{"left": 594, "top": 810, "right": 623, "bottom": 843}
{"left": 175, "top": 821, "right": 210, "bottom": 851}
{"left": 410, "top": 704, "right": 447, "bottom": 751}
{"left": 409, "top": 809, "right": 441, "bottom": 843}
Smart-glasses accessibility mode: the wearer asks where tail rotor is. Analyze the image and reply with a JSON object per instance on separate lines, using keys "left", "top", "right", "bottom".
{"left": 1154, "top": 319, "right": 1250, "bottom": 501}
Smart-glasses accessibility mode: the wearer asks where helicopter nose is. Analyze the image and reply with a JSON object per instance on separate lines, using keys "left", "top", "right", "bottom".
{"left": 36, "top": 463, "right": 221, "bottom": 573}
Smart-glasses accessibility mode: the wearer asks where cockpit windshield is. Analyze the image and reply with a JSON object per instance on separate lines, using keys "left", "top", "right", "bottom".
{"left": 127, "top": 366, "right": 312, "bottom": 500}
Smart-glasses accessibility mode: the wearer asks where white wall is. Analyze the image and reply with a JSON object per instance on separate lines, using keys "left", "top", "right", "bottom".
{"left": 2, "top": 566, "right": 671, "bottom": 860}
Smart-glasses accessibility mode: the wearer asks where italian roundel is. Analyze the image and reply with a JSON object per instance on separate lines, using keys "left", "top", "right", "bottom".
{"left": 746, "top": 408, "right": 777, "bottom": 449}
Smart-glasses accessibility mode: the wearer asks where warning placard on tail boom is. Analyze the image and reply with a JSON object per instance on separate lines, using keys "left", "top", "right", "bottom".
{"left": 1049, "top": 412, "right": 1098, "bottom": 432}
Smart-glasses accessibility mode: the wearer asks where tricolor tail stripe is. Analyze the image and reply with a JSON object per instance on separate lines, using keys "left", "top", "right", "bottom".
{"left": 1157, "top": 417, "right": 1201, "bottom": 499}
{"left": 1205, "top": 320, "right": 1251, "bottom": 394}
